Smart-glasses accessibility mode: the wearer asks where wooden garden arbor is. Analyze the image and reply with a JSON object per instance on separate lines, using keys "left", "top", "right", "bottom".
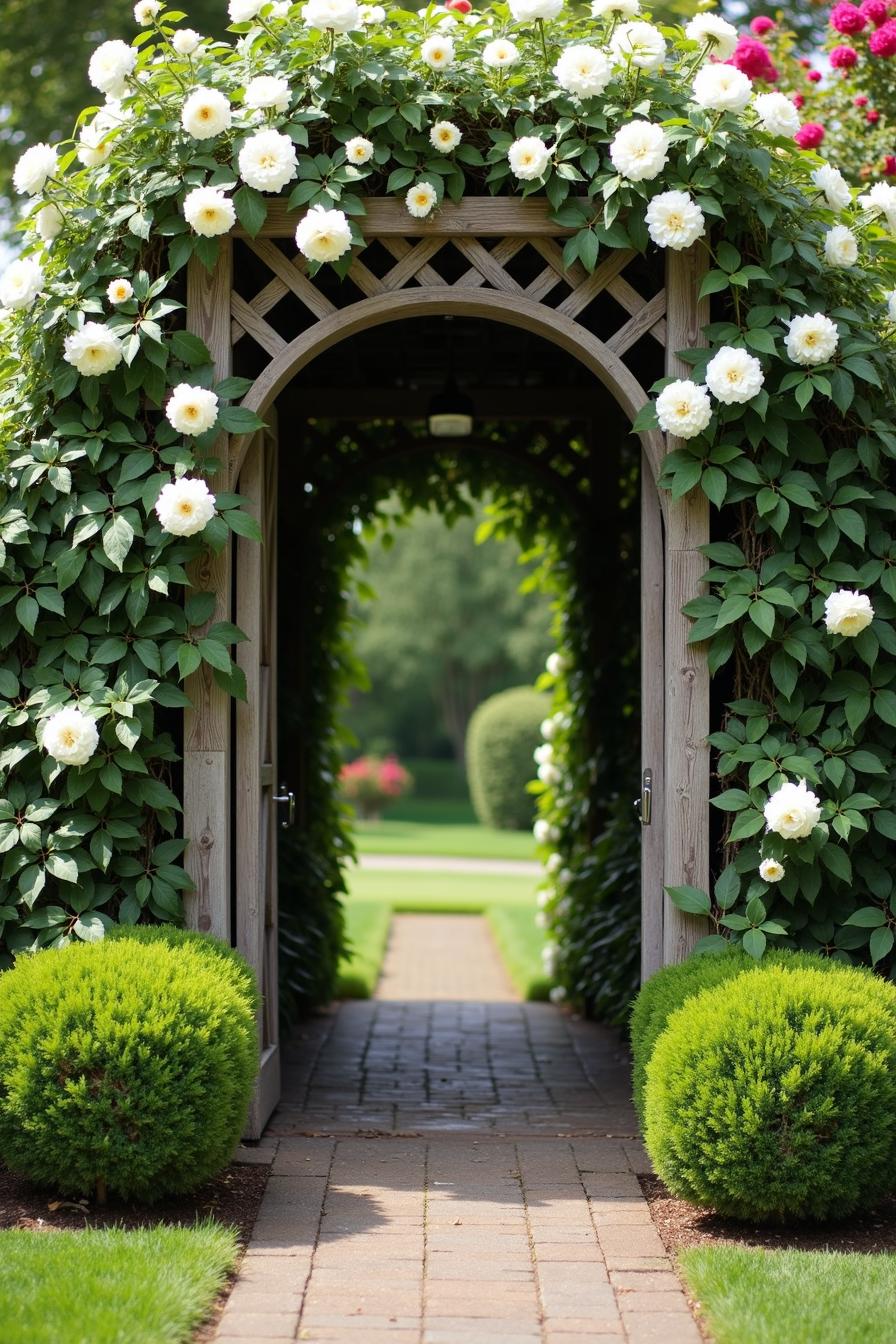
{"left": 184, "top": 197, "right": 710, "bottom": 1136}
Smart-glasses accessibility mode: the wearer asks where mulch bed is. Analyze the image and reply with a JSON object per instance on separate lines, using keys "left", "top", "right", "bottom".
{"left": 641, "top": 1173, "right": 896, "bottom": 1256}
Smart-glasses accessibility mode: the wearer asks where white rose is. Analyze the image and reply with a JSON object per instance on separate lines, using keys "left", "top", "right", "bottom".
{"left": 591, "top": 0, "right": 638, "bottom": 14}
{"left": 549, "top": 985, "right": 567, "bottom": 1004}
{"left": 0, "top": 258, "right": 44, "bottom": 312}
{"left": 609, "top": 120, "right": 667, "bottom": 182}
{"left": 654, "top": 379, "right": 712, "bottom": 439}
{"left": 245, "top": 76, "right": 291, "bottom": 112}
{"left": 858, "top": 180, "right": 896, "bottom": 230}
{"left": 534, "top": 818, "right": 559, "bottom": 844}
{"left": 764, "top": 778, "right": 822, "bottom": 840}
{"left": 541, "top": 941, "right": 558, "bottom": 973}
{"left": 784, "top": 312, "right": 839, "bottom": 366}
{"left": 483, "top": 38, "right": 520, "bottom": 67}
{"left": 36, "top": 203, "right": 64, "bottom": 242}
{"left": 166, "top": 384, "right": 220, "bottom": 436}
{"left": 107, "top": 278, "right": 134, "bottom": 305}
{"left": 296, "top": 204, "right": 353, "bottom": 261}
{"left": 508, "top": 136, "right": 551, "bottom": 181}
{"left": 609, "top": 22, "right": 665, "bottom": 72}
{"left": 692, "top": 63, "right": 752, "bottom": 113}
{"left": 345, "top": 136, "right": 375, "bottom": 165}
{"left": 405, "top": 181, "right": 438, "bottom": 218}
{"left": 14, "top": 144, "right": 58, "bottom": 197}
{"left": 553, "top": 45, "right": 612, "bottom": 98}
{"left": 888, "top": 289, "right": 896, "bottom": 322}
{"left": 171, "top": 29, "right": 203, "bottom": 54}
{"left": 421, "top": 35, "right": 455, "bottom": 69}
{"left": 181, "top": 87, "right": 232, "bottom": 140}
{"left": 759, "top": 858, "right": 785, "bottom": 883}
{"left": 359, "top": 3, "right": 386, "bottom": 20}
{"left": 812, "top": 163, "right": 851, "bottom": 212}
{"left": 705, "top": 346, "right": 764, "bottom": 405}
{"left": 824, "top": 589, "right": 874, "bottom": 637}
{"left": 685, "top": 12, "right": 738, "bottom": 58}
{"left": 271, "top": 0, "right": 292, "bottom": 12}
{"left": 63, "top": 322, "right": 124, "bottom": 378}
{"left": 183, "top": 186, "right": 236, "bottom": 237}
{"left": 535, "top": 910, "right": 548, "bottom": 929}
{"left": 753, "top": 91, "right": 800, "bottom": 138}
{"left": 229, "top": 0, "right": 265, "bottom": 18}
{"left": 430, "top": 120, "right": 462, "bottom": 153}
{"left": 239, "top": 128, "right": 298, "bottom": 193}
{"left": 645, "top": 190, "right": 705, "bottom": 250}
{"left": 534, "top": 743, "right": 554, "bottom": 765}
{"left": 510, "top": 0, "right": 563, "bottom": 18}
{"left": 823, "top": 225, "right": 858, "bottom": 268}
{"left": 88, "top": 40, "right": 137, "bottom": 98}
{"left": 134, "top": 0, "right": 162, "bottom": 23}
{"left": 546, "top": 852, "right": 563, "bottom": 874}
{"left": 538, "top": 761, "right": 562, "bottom": 785}
{"left": 42, "top": 707, "right": 100, "bottom": 768}
{"left": 77, "top": 115, "right": 116, "bottom": 169}
{"left": 540, "top": 716, "right": 558, "bottom": 741}
{"left": 303, "top": 0, "right": 359, "bottom": 30}
{"left": 537, "top": 889, "right": 551, "bottom": 909}
{"left": 155, "top": 477, "right": 218, "bottom": 537}
{"left": 546, "top": 651, "right": 568, "bottom": 676}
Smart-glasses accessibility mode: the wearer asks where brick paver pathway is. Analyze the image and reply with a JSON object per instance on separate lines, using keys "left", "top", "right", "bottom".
{"left": 376, "top": 913, "right": 517, "bottom": 1001}
{"left": 218, "top": 915, "right": 700, "bottom": 1344}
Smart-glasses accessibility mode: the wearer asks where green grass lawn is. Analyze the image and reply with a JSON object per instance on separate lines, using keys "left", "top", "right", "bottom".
{"left": 352, "top": 815, "right": 536, "bottom": 860}
{"left": 0, "top": 1222, "right": 237, "bottom": 1344}
{"left": 337, "top": 866, "right": 548, "bottom": 1000}
{"left": 679, "top": 1246, "right": 896, "bottom": 1344}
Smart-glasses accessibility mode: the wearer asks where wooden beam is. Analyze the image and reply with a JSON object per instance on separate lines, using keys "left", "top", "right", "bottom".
{"left": 247, "top": 196, "right": 577, "bottom": 239}
{"left": 279, "top": 388, "right": 601, "bottom": 420}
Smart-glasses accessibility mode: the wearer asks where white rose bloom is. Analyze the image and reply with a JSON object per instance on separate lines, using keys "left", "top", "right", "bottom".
{"left": 405, "top": 181, "right": 438, "bottom": 218}
{"left": 345, "top": 136, "right": 375, "bottom": 164}
{"left": 183, "top": 186, "right": 236, "bottom": 236}
{"left": 0, "top": 258, "right": 43, "bottom": 312}
{"left": 823, "top": 225, "right": 858, "bottom": 269}
{"left": 155, "top": 477, "right": 218, "bottom": 536}
{"left": 538, "top": 761, "right": 562, "bottom": 785}
{"left": 759, "top": 858, "right": 785, "bottom": 883}
{"left": 421, "top": 35, "right": 455, "bottom": 69}
{"left": 534, "top": 743, "right": 555, "bottom": 765}
{"left": 764, "top": 778, "right": 822, "bottom": 841}
{"left": 483, "top": 38, "right": 520, "bottom": 66}
{"left": 172, "top": 28, "right": 203, "bottom": 54}
{"left": 14, "top": 144, "right": 58, "bottom": 197}
{"left": 546, "top": 852, "right": 563, "bottom": 874}
{"left": 359, "top": 4, "right": 386, "bottom": 20}
{"left": 535, "top": 910, "right": 548, "bottom": 929}
{"left": 812, "top": 164, "right": 851, "bottom": 211}
{"left": 508, "top": 136, "right": 551, "bottom": 180}
{"left": 784, "top": 312, "right": 839, "bottom": 366}
{"left": 609, "top": 120, "right": 667, "bottom": 182}
{"left": 534, "top": 818, "right": 557, "bottom": 844}
{"left": 540, "top": 716, "right": 558, "bottom": 741}
{"left": 591, "top": 0, "right": 639, "bottom": 14}
{"left": 705, "top": 346, "right": 764, "bottom": 405}
{"left": 239, "top": 129, "right": 298, "bottom": 193}
{"left": 245, "top": 76, "right": 291, "bottom": 112}
{"left": 753, "top": 91, "right": 800, "bottom": 138}
{"left": 296, "top": 204, "right": 353, "bottom": 261}
{"left": 229, "top": 0, "right": 265, "bottom": 19}
{"left": 107, "top": 278, "right": 134, "bottom": 305}
{"left": 166, "top": 384, "right": 220, "bottom": 436}
{"left": 888, "top": 289, "right": 896, "bottom": 322}
{"left": 692, "top": 63, "right": 752, "bottom": 113}
{"left": 36, "top": 203, "right": 64, "bottom": 242}
{"left": 509, "top": 0, "right": 563, "bottom": 18}
{"left": 546, "top": 651, "right": 568, "bottom": 676}
{"left": 858, "top": 180, "right": 896, "bottom": 230}
{"left": 88, "top": 40, "right": 137, "bottom": 99}
{"left": 303, "top": 0, "right": 359, "bottom": 30}
{"left": 645, "top": 190, "right": 705, "bottom": 250}
{"left": 685, "top": 12, "right": 737, "bottom": 58}
{"left": 181, "top": 87, "right": 232, "bottom": 140}
{"left": 553, "top": 45, "right": 612, "bottom": 98}
{"left": 609, "top": 22, "right": 665, "bottom": 71}
{"left": 824, "top": 589, "right": 874, "bottom": 637}
{"left": 63, "top": 322, "right": 124, "bottom": 377}
{"left": 134, "top": 0, "right": 162, "bottom": 23}
{"left": 77, "top": 115, "right": 117, "bottom": 168}
{"left": 43, "top": 707, "right": 100, "bottom": 768}
{"left": 654, "top": 380, "right": 712, "bottom": 438}
{"left": 271, "top": 0, "right": 292, "bottom": 13}
{"left": 541, "top": 942, "right": 558, "bottom": 973}
{"left": 430, "top": 120, "right": 462, "bottom": 152}
{"left": 549, "top": 985, "right": 567, "bottom": 1004}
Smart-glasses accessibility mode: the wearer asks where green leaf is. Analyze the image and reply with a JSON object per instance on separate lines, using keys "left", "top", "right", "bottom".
{"left": 177, "top": 643, "right": 202, "bottom": 679}
{"left": 45, "top": 853, "right": 78, "bottom": 883}
{"left": 664, "top": 884, "right": 711, "bottom": 915}
{"left": 233, "top": 184, "right": 268, "bottom": 239}
{"left": 217, "top": 405, "right": 266, "bottom": 434}
{"left": 742, "top": 927, "right": 766, "bottom": 960}
{"left": 102, "top": 515, "right": 135, "bottom": 571}
{"left": 714, "top": 864, "right": 740, "bottom": 910}
{"left": 170, "top": 330, "right": 211, "bottom": 366}
{"left": 844, "top": 906, "right": 887, "bottom": 927}
{"left": 870, "top": 926, "right": 895, "bottom": 965}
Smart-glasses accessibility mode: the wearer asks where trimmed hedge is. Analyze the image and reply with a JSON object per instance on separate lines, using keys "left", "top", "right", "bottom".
{"left": 466, "top": 686, "right": 548, "bottom": 831}
{"left": 0, "top": 938, "right": 257, "bottom": 1201}
{"left": 104, "top": 923, "right": 260, "bottom": 1014}
{"left": 644, "top": 963, "right": 896, "bottom": 1222}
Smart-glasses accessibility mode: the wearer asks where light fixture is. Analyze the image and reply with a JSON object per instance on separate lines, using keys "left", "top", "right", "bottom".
{"left": 427, "top": 376, "right": 474, "bottom": 438}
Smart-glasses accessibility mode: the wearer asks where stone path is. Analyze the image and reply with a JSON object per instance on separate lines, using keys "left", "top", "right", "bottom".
{"left": 358, "top": 854, "right": 541, "bottom": 876}
{"left": 219, "top": 915, "right": 701, "bottom": 1344}
{"left": 376, "top": 913, "right": 516, "bottom": 1002}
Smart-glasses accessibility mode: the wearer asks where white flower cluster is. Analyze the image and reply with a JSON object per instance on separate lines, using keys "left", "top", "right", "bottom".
{"left": 655, "top": 345, "right": 764, "bottom": 439}
{"left": 296, "top": 205, "right": 353, "bottom": 261}
{"left": 763, "top": 778, "right": 822, "bottom": 841}
{"left": 42, "top": 707, "right": 100, "bottom": 767}
{"left": 0, "top": 258, "right": 44, "bottom": 312}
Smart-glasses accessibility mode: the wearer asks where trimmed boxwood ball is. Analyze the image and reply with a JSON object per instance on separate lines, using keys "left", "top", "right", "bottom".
{"left": 466, "top": 686, "right": 548, "bottom": 831}
{"left": 103, "top": 923, "right": 261, "bottom": 1015}
{"left": 644, "top": 964, "right": 896, "bottom": 1222}
{"left": 0, "top": 937, "right": 257, "bottom": 1202}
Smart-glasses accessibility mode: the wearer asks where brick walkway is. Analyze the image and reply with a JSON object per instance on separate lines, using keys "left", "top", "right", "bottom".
{"left": 376, "top": 913, "right": 517, "bottom": 1001}
{"left": 217, "top": 915, "right": 700, "bottom": 1344}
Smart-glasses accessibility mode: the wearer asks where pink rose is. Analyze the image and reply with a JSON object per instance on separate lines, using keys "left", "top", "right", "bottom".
{"left": 793, "top": 92, "right": 805, "bottom": 108}
{"left": 870, "top": 17, "right": 896, "bottom": 52}
{"left": 830, "top": 2, "right": 867, "bottom": 32}
{"left": 868, "top": 107, "right": 881, "bottom": 121}
{"left": 750, "top": 14, "right": 776, "bottom": 33}
{"left": 794, "top": 122, "right": 825, "bottom": 149}
{"left": 855, "top": 92, "right": 869, "bottom": 105}
{"left": 861, "top": 0, "right": 889, "bottom": 25}
{"left": 807, "top": 67, "right": 823, "bottom": 80}
{"left": 831, "top": 43, "right": 859, "bottom": 64}
{"left": 728, "top": 36, "right": 778, "bottom": 82}
{"left": 884, "top": 154, "right": 896, "bottom": 174}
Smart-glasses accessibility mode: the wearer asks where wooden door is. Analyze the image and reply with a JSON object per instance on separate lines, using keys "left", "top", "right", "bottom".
{"left": 640, "top": 465, "right": 665, "bottom": 982}
{"left": 235, "top": 424, "right": 281, "bottom": 1138}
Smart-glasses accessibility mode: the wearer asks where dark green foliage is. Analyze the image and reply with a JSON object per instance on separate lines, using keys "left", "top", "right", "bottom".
{"left": 103, "top": 922, "right": 260, "bottom": 1014}
{"left": 0, "top": 938, "right": 257, "bottom": 1200}
{"left": 466, "top": 687, "right": 547, "bottom": 831}
{"left": 644, "top": 963, "right": 896, "bottom": 1221}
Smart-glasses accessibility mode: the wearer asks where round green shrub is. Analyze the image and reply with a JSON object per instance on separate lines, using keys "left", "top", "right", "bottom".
{"left": 644, "top": 963, "right": 896, "bottom": 1221}
{"left": 0, "top": 938, "right": 258, "bottom": 1202}
{"left": 466, "top": 686, "right": 548, "bottom": 831}
{"left": 103, "top": 923, "right": 260, "bottom": 1015}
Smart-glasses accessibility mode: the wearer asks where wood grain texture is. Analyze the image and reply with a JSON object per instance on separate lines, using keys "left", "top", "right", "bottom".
{"left": 641, "top": 462, "right": 666, "bottom": 983}
{"left": 248, "top": 196, "right": 576, "bottom": 239}
{"left": 662, "top": 245, "right": 711, "bottom": 964}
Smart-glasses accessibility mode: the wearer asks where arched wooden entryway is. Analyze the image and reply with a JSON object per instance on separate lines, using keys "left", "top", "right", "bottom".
{"left": 183, "top": 198, "right": 710, "bottom": 1135}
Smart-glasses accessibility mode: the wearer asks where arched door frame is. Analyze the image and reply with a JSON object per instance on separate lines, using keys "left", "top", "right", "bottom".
{"left": 182, "top": 197, "right": 709, "bottom": 1011}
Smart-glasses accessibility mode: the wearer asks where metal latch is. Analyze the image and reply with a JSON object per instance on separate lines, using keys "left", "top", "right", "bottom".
{"left": 633, "top": 768, "right": 652, "bottom": 826}
{"left": 273, "top": 785, "right": 295, "bottom": 829}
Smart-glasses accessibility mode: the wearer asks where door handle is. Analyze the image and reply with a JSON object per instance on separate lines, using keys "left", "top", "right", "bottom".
{"left": 633, "top": 768, "right": 652, "bottom": 826}
{"left": 273, "top": 786, "right": 295, "bottom": 829}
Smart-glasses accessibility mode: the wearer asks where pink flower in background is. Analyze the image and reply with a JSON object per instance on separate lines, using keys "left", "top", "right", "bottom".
{"left": 861, "top": 0, "right": 889, "bottom": 25}
{"left": 795, "top": 122, "right": 826, "bottom": 148}
{"left": 830, "top": 2, "right": 867, "bottom": 33}
{"left": 884, "top": 154, "right": 896, "bottom": 173}
{"left": 855, "top": 92, "right": 869, "bottom": 104}
{"left": 793, "top": 91, "right": 806, "bottom": 108}
{"left": 868, "top": 106, "right": 882, "bottom": 120}
{"left": 750, "top": 14, "right": 775, "bottom": 33}
{"left": 830, "top": 44, "right": 859, "bottom": 65}
{"left": 728, "top": 36, "right": 778, "bottom": 81}
{"left": 870, "top": 18, "right": 896, "bottom": 52}
{"left": 807, "top": 67, "right": 823, "bottom": 80}
{"left": 340, "top": 754, "right": 413, "bottom": 818}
